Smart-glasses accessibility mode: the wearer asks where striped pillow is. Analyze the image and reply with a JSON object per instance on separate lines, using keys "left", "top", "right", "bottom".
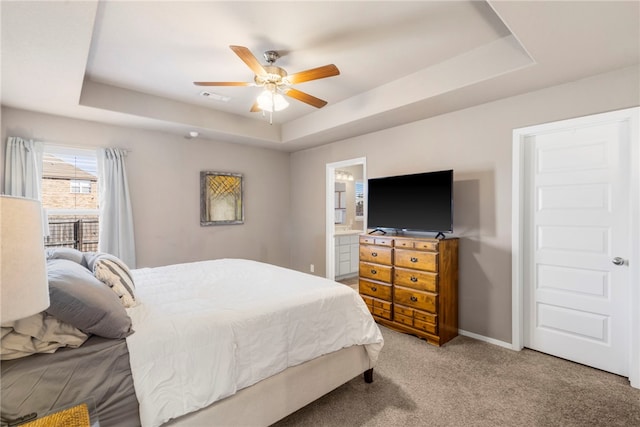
{"left": 86, "top": 253, "right": 137, "bottom": 308}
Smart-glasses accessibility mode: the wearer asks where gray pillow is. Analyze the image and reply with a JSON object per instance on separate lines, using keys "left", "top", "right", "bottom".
{"left": 45, "top": 259, "right": 132, "bottom": 339}
{"left": 45, "top": 247, "right": 86, "bottom": 266}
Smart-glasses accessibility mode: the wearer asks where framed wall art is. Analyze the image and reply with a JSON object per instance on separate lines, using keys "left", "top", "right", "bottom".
{"left": 200, "top": 171, "right": 244, "bottom": 226}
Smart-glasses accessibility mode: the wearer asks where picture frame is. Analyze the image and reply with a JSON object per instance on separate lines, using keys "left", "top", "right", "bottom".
{"left": 200, "top": 171, "right": 244, "bottom": 226}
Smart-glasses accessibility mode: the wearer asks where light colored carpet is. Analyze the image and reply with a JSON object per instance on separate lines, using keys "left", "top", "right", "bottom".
{"left": 273, "top": 325, "right": 640, "bottom": 426}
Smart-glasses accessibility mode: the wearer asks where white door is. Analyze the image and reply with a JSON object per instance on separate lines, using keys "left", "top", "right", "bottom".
{"left": 524, "top": 120, "right": 630, "bottom": 376}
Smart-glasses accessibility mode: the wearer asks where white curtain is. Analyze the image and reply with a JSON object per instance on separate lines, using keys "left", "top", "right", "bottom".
{"left": 97, "top": 148, "right": 136, "bottom": 268}
{"left": 4, "top": 137, "right": 44, "bottom": 199}
{"left": 4, "top": 137, "right": 49, "bottom": 235}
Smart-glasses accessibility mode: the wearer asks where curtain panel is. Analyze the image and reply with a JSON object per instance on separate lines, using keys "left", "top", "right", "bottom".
{"left": 97, "top": 148, "right": 136, "bottom": 268}
{"left": 4, "top": 137, "right": 49, "bottom": 235}
{"left": 4, "top": 137, "right": 44, "bottom": 199}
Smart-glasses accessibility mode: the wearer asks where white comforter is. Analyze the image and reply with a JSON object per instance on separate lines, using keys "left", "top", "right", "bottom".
{"left": 126, "top": 259, "right": 384, "bottom": 427}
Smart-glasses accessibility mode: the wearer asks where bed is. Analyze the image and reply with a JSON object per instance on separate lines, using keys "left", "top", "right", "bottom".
{"left": 1, "top": 253, "right": 383, "bottom": 427}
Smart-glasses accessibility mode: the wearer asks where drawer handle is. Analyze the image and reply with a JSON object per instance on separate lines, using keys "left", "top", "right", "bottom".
{"left": 371, "top": 286, "right": 377, "bottom": 292}
{"left": 371, "top": 252, "right": 377, "bottom": 257}
{"left": 410, "top": 257, "right": 418, "bottom": 263}
{"left": 410, "top": 296, "right": 418, "bottom": 302}
{"left": 410, "top": 276, "right": 418, "bottom": 282}
{"left": 371, "top": 269, "right": 377, "bottom": 275}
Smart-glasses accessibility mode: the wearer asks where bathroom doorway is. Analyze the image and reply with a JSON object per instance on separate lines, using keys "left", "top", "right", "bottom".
{"left": 325, "top": 157, "right": 366, "bottom": 281}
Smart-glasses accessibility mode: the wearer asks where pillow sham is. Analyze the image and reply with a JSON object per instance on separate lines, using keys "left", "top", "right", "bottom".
{"left": 85, "top": 252, "right": 137, "bottom": 308}
{"left": 45, "top": 247, "right": 86, "bottom": 266}
{"left": 46, "top": 259, "right": 133, "bottom": 339}
{"left": 1, "top": 312, "right": 88, "bottom": 360}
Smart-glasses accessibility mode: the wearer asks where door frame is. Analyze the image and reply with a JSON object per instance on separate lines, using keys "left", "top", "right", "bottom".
{"left": 325, "top": 157, "right": 367, "bottom": 281}
{"left": 512, "top": 107, "right": 639, "bottom": 388}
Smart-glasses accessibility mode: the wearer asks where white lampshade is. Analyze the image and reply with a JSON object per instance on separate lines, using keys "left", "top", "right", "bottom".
{"left": 257, "top": 90, "right": 289, "bottom": 112}
{"left": 1, "top": 195, "right": 49, "bottom": 323}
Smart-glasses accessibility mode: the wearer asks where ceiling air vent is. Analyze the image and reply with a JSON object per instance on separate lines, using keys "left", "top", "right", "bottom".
{"left": 199, "top": 91, "right": 231, "bottom": 102}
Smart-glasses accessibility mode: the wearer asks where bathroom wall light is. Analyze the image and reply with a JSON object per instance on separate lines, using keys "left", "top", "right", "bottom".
{"left": 335, "top": 170, "right": 354, "bottom": 181}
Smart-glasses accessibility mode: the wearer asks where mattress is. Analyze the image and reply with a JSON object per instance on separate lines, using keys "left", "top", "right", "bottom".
{"left": 127, "top": 258, "right": 383, "bottom": 427}
{"left": 0, "top": 335, "right": 140, "bottom": 427}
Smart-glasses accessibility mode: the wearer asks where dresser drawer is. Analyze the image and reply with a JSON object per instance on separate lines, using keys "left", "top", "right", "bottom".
{"left": 360, "top": 294, "right": 374, "bottom": 309}
{"left": 394, "top": 306, "right": 414, "bottom": 317}
{"left": 394, "top": 267, "right": 438, "bottom": 292}
{"left": 359, "top": 245, "right": 392, "bottom": 265}
{"left": 372, "top": 299, "right": 392, "bottom": 320}
{"left": 393, "top": 305, "right": 414, "bottom": 326}
{"left": 393, "top": 239, "right": 413, "bottom": 249}
{"left": 359, "top": 235, "right": 393, "bottom": 247}
{"left": 359, "top": 262, "right": 392, "bottom": 283}
{"left": 414, "top": 310, "right": 437, "bottom": 324}
{"left": 361, "top": 295, "right": 388, "bottom": 319}
{"left": 393, "top": 305, "right": 438, "bottom": 334}
{"left": 394, "top": 249, "right": 438, "bottom": 272}
{"left": 414, "top": 240, "right": 438, "bottom": 251}
{"left": 394, "top": 239, "right": 439, "bottom": 251}
{"left": 372, "top": 306, "right": 392, "bottom": 320}
{"left": 394, "top": 287, "right": 437, "bottom": 313}
{"left": 359, "top": 279, "right": 392, "bottom": 301}
{"left": 394, "top": 305, "right": 437, "bottom": 322}
{"left": 414, "top": 318, "right": 438, "bottom": 334}
{"left": 394, "top": 312, "right": 414, "bottom": 327}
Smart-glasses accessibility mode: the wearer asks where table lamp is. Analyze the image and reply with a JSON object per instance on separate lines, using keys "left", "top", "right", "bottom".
{"left": 1, "top": 195, "right": 49, "bottom": 323}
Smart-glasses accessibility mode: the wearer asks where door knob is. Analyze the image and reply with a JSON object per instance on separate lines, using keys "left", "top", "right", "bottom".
{"left": 612, "top": 257, "right": 626, "bottom": 266}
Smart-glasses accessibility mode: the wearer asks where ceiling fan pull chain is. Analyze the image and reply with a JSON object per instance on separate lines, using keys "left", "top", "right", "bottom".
{"left": 270, "top": 91, "right": 275, "bottom": 125}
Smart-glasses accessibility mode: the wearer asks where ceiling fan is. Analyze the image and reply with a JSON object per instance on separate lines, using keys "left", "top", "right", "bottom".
{"left": 194, "top": 45, "right": 340, "bottom": 113}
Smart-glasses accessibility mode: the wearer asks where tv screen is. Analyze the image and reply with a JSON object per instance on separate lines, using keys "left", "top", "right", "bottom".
{"left": 367, "top": 169, "right": 453, "bottom": 233}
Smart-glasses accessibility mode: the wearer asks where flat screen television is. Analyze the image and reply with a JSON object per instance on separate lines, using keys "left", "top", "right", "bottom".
{"left": 367, "top": 169, "right": 453, "bottom": 233}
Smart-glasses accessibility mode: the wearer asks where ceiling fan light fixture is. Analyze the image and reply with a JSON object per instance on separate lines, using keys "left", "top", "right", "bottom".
{"left": 257, "top": 89, "right": 289, "bottom": 112}
{"left": 194, "top": 45, "right": 339, "bottom": 114}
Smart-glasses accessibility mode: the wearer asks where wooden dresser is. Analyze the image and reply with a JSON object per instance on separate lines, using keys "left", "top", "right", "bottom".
{"left": 358, "top": 234, "right": 459, "bottom": 346}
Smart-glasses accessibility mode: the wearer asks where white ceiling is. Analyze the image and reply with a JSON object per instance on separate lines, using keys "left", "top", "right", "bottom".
{"left": 2, "top": 1, "right": 639, "bottom": 152}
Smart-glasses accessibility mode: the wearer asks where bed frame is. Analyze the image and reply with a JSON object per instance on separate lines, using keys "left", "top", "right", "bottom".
{"left": 166, "top": 344, "right": 373, "bottom": 426}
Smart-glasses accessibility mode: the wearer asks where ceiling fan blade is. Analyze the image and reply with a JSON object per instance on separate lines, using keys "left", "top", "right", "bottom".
{"left": 193, "top": 81, "right": 252, "bottom": 86}
{"left": 286, "top": 64, "right": 340, "bottom": 85}
{"left": 284, "top": 88, "right": 328, "bottom": 108}
{"left": 250, "top": 102, "right": 261, "bottom": 112}
{"left": 230, "top": 45, "right": 266, "bottom": 76}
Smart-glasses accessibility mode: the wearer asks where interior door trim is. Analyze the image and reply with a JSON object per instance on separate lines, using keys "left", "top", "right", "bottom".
{"left": 325, "top": 157, "right": 367, "bottom": 281}
{"left": 511, "top": 107, "right": 639, "bottom": 388}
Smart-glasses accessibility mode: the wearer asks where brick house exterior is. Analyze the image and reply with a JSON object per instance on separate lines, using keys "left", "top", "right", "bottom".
{"left": 42, "top": 153, "right": 99, "bottom": 250}
{"left": 41, "top": 153, "right": 98, "bottom": 212}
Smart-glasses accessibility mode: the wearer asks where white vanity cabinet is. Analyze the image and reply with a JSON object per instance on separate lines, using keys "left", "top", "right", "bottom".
{"left": 335, "top": 233, "right": 360, "bottom": 279}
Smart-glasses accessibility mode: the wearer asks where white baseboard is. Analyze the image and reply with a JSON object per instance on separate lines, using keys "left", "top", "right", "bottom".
{"left": 458, "top": 329, "right": 515, "bottom": 350}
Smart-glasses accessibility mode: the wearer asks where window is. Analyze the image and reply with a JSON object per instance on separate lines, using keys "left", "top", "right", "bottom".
{"left": 355, "top": 180, "right": 364, "bottom": 219}
{"left": 41, "top": 146, "right": 99, "bottom": 251}
{"left": 70, "top": 179, "right": 92, "bottom": 194}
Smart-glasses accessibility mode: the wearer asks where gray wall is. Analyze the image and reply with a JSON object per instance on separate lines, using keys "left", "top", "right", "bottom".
{"left": 2, "top": 65, "right": 637, "bottom": 344}
{"left": 289, "top": 65, "right": 640, "bottom": 344}
{"left": 0, "top": 108, "right": 292, "bottom": 269}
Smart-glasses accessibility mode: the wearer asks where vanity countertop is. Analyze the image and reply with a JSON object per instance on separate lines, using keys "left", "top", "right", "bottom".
{"left": 334, "top": 229, "right": 363, "bottom": 236}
